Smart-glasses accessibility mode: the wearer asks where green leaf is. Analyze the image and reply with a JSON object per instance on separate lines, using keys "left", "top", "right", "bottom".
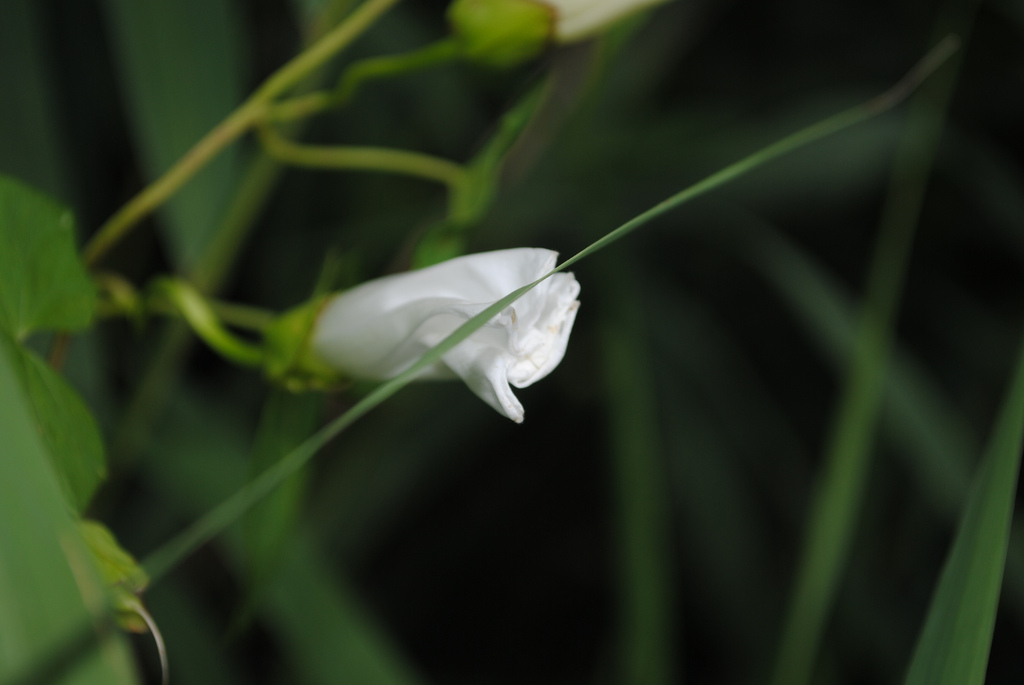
{"left": 0, "top": 176, "right": 95, "bottom": 339}
{"left": 902, "top": 333, "right": 1024, "bottom": 685}
{"left": 79, "top": 520, "right": 150, "bottom": 632}
{"left": 1, "top": 334, "right": 107, "bottom": 512}
{"left": 0, "top": 326, "right": 138, "bottom": 685}
{"left": 100, "top": 0, "right": 246, "bottom": 270}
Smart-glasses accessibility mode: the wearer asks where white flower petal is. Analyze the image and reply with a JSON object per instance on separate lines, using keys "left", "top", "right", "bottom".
{"left": 544, "top": 0, "right": 672, "bottom": 41}
{"left": 311, "top": 248, "right": 580, "bottom": 421}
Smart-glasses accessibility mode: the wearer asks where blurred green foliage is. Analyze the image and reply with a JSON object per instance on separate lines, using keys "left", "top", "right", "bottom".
{"left": 1, "top": 0, "right": 1023, "bottom": 683}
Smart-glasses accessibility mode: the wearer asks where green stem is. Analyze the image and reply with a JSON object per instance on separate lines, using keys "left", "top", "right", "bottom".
{"left": 141, "top": 38, "right": 959, "bottom": 584}
{"left": 267, "top": 38, "right": 460, "bottom": 122}
{"left": 258, "top": 124, "right": 468, "bottom": 188}
{"left": 210, "top": 301, "right": 276, "bottom": 332}
{"left": 83, "top": 104, "right": 265, "bottom": 267}
{"left": 97, "top": 270, "right": 273, "bottom": 332}
{"left": 109, "top": 1, "right": 359, "bottom": 465}
{"left": 150, "top": 279, "right": 263, "bottom": 367}
{"left": 82, "top": 0, "right": 402, "bottom": 267}
{"left": 252, "top": 0, "right": 402, "bottom": 103}
{"left": 94, "top": 271, "right": 142, "bottom": 319}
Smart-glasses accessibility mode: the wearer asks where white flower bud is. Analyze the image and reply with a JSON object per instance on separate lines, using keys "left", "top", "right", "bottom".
{"left": 311, "top": 248, "right": 580, "bottom": 423}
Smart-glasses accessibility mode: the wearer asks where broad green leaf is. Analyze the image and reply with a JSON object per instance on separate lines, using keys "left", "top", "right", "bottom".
{"left": 1, "top": 334, "right": 106, "bottom": 513}
{"left": 0, "top": 176, "right": 95, "bottom": 339}
{"left": 100, "top": 0, "right": 245, "bottom": 270}
{"left": 0, "top": 0, "right": 68, "bottom": 198}
{"left": 0, "top": 328, "right": 137, "bottom": 684}
{"left": 902, "top": 334, "right": 1024, "bottom": 685}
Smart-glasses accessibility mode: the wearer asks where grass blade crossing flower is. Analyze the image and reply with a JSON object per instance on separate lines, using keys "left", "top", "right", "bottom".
{"left": 311, "top": 248, "right": 580, "bottom": 422}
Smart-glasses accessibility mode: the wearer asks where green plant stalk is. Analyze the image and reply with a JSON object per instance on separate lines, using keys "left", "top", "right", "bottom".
{"left": 769, "top": 31, "right": 968, "bottom": 685}
{"left": 412, "top": 79, "right": 552, "bottom": 267}
{"left": 453, "top": 81, "right": 549, "bottom": 220}
{"left": 268, "top": 38, "right": 460, "bottom": 123}
{"left": 250, "top": 0, "right": 400, "bottom": 104}
{"left": 210, "top": 301, "right": 276, "bottom": 332}
{"left": 150, "top": 279, "right": 263, "bottom": 367}
{"left": 108, "top": 1, "right": 368, "bottom": 464}
{"left": 82, "top": 103, "right": 264, "bottom": 267}
{"left": 82, "top": 0, "right": 402, "bottom": 268}
{"left": 141, "top": 39, "right": 958, "bottom": 583}
{"left": 258, "top": 125, "right": 468, "bottom": 188}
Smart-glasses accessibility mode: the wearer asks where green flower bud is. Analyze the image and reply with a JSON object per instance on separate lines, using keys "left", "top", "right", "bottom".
{"left": 448, "top": 0, "right": 674, "bottom": 66}
{"left": 447, "top": 0, "right": 554, "bottom": 69}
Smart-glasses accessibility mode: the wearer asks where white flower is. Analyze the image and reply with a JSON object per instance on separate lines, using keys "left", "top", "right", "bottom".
{"left": 311, "top": 248, "right": 580, "bottom": 423}
{"left": 545, "top": 0, "right": 672, "bottom": 42}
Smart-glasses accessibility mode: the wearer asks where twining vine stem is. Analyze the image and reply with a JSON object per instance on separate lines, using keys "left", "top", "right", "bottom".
{"left": 81, "top": 0, "right": 403, "bottom": 268}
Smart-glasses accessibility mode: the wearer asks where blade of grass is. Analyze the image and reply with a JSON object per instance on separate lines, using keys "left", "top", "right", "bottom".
{"left": 901, "top": 331, "right": 1024, "bottom": 685}
{"left": 716, "top": 212, "right": 977, "bottom": 519}
{"left": 139, "top": 383, "right": 423, "bottom": 684}
{"left": 141, "top": 38, "right": 959, "bottom": 583}
{"left": 707, "top": 212, "right": 1024, "bottom": 641}
{"left": 601, "top": 253, "right": 674, "bottom": 685}
{"left": 242, "top": 390, "right": 323, "bottom": 603}
{"left": 308, "top": 385, "right": 492, "bottom": 564}
{"left": 769, "top": 24, "right": 968, "bottom": 685}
